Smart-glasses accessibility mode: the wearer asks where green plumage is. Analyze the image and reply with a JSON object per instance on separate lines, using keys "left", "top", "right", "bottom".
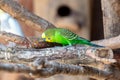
{"left": 42, "top": 28, "right": 103, "bottom": 47}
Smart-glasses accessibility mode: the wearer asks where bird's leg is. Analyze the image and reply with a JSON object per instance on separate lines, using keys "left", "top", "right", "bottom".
{"left": 68, "top": 43, "right": 72, "bottom": 46}
{"left": 67, "top": 41, "right": 72, "bottom": 46}
{"left": 62, "top": 41, "right": 72, "bottom": 48}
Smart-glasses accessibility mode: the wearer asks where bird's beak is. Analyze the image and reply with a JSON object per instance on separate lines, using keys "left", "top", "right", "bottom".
{"left": 43, "top": 38, "right": 46, "bottom": 41}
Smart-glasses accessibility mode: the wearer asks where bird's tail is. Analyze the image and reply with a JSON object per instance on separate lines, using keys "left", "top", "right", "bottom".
{"left": 88, "top": 42, "right": 104, "bottom": 47}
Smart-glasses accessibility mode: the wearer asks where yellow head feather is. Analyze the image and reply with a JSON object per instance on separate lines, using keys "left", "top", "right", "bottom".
{"left": 41, "top": 33, "right": 52, "bottom": 42}
{"left": 41, "top": 33, "right": 45, "bottom": 38}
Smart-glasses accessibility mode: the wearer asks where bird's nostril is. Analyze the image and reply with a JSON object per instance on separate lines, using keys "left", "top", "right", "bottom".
{"left": 48, "top": 38, "right": 50, "bottom": 40}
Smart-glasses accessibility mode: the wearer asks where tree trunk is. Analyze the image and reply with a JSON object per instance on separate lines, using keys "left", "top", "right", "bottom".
{"left": 101, "top": 0, "right": 120, "bottom": 38}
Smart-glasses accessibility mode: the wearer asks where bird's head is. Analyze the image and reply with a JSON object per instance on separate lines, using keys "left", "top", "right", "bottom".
{"left": 42, "top": 29, "right": 55, "bottom": 42}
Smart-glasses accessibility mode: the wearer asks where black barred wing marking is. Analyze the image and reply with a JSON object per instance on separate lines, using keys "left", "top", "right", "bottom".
{"left": 60, "top": 28, "right": 90, "bottom": 42}
{"left": 60, "top": 29, "right": 78, "bottom": 40}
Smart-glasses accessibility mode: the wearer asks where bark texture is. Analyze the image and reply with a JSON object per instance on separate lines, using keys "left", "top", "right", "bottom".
{"left": 101, "top": 0, "right": 120, "bottom": 38}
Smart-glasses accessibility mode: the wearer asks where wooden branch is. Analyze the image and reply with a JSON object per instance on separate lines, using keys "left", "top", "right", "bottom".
{"left": 0, "top": 0, "right": 55, "bottom": 33}
{"left": 0, "top": 31, "right": 116, "bottom": 65}
{"left": 33, "top": 61, "right": 112, "bottom": 79}
{"left": 0, "top": 44, "right": 114, "bottom": 64}
{"left": 0, "top": 62, "right": 113, "bottom": 79}
{"left": 0, "top": 50, "right": 117, "bottom": 80}
{"left": 101, "top": 0, "right": 120, "bottom": 38}
{"left": 0, "top": 49, "right": 118, "bottom": 79}
{"left": 0, "top": 32, "right": 118, "bottom": 79}
{"left": 1, "top": 31, "right": 120, "bottom": 49}
{"left": 0, "top": 41, "right": 117, "bottom": 79}
{"left": 92, "top": 35, "right": 120, "bottom": 49}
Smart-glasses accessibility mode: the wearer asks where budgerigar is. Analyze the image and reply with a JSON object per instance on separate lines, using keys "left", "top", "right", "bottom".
{"left": 42, "top": 28, "right": 103, "bottom": 47}
{"left": 0, "top": 9, "right": 24, "bottom": 37}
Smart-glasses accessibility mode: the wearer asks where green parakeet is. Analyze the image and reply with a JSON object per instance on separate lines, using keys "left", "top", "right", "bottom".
{"left": 42, "top": 28, "right": 103, "bottom": 47}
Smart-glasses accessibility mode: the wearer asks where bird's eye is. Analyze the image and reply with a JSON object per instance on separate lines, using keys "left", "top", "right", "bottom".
{"left": 48, "top": 38, "right": 50, "bottom": 40}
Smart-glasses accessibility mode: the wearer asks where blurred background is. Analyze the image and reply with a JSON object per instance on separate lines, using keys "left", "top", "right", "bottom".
{"left": 17, "top": 0, "right": 104, "bottom": 41}
{"left": 0, "top": 0, "right": 104, "bottom": 80}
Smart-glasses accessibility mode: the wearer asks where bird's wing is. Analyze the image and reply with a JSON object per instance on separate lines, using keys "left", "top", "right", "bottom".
{"left": 60, "top": 29, "right": 79, "bottom": 40}
{"left": 60, "top": 29, "right": 90, "bottom": 42}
